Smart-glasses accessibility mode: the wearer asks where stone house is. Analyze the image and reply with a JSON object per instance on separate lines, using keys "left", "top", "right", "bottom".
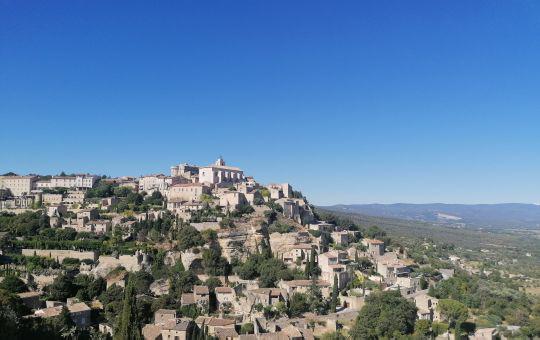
{"left": 215, "top": 287, "right": 236, "bottom": 312}
{"left": 362, "top": 238, "right": 385, "bottom": 257}
{"left": 42, "top": 193, "right": 63, "bottom": 205}
{"left": 33, "top": 301, "right": 91, "bottom": 327}
{"left": 17, "top": 291, "right": 43, "bottom": 310}
{"left": 278, "top": 279, "right": 332, "bottom": 299}
{"left": 318, "top": 251, "right": 350, "bottom": 290}
{"left": 181, "top": 285, "right": 210, "bottom": 309}
{"left": 406, "top": 290, "right": 440, "bottom": 322}
{"left": 167, "top": 183, "right": 211, "bottom": 202}
{"left": 246, "top": 288, "right": 287, "bottom": 307}
{"left": 142, "top": 310, "right": 195, "bottom": 340}
{"left": 219, "top": 191, "right": 248, "bottom": 210}
{"left": 331, "top": 231, "right": 349, "bottom": 247}
{"left": 194, "top": 316, "right": 236, "bottom": 337}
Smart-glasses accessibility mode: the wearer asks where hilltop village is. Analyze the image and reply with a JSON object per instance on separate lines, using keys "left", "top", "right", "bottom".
{"left": 0, "top": 158, "right": 538, "bottom": 339}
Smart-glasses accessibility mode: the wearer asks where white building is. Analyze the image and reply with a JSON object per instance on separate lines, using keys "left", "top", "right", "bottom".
{"left": 46, "top": 175, "right": 98, "bottom": 189}
{"left": 0, "top": 175, "right": 37, "bottom": 196}
{"left": 138, "top": 174, "right": 170, "bottom": 193}
{"left": 199, "top": 157, "right": 244, "bottom": 185}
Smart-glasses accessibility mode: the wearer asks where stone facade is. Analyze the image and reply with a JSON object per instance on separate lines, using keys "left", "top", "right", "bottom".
{"left": 199, "top": 157, "right": 244, "bottom": 185}
{"left": 22, "top": 248, "right": 97, "bottom": 262}
{"left": 0, "top": 175, "right": 37, "bottom": 196}
{"left": 167, "top": 183, "right": 210, "bottom": 202}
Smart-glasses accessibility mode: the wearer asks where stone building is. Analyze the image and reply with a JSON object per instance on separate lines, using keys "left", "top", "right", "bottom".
{"left": 138, "top": 174, "right": 170, "bottom": 194}
{"left": 35, "top": 175, "right": 98, "bottom": 189}
{"left": 42, "top": 193, "right": 63, "bottom": 205}
{"left": 64, "top": 190, "right": 85, "bottom": 204}
{"left": 181, "top": 285, "right": 210, "bottom": 309}
{"left": 0, "top": 175, "right": 37, "bottom": 196}
{"left": 167, "top": 183, "right": 210, "bottom": 202}
{"left": 318, "top": 251, "right": 350, "bottom": 290}
{"left": 170, "top": 163, "right": 200, "bottom": 180}
{"left": 215, "top": 287, "right": 236, "bottom": 311}
{"left": 199, "top": 157, "right": 244, "bottom": 185}
{"left": 267, "top": 183, "right": 293, "bottom": 199}
{"left": 362, "top": 238, "right": 385, "bottom": 257}
{"left": 219, "top": 191, "right": 248, "bottom": 210}
{"left": 22, "top": 248, "right": 97, "bottom": 262}
{"left": 279, "top": 279, "right": 331, "bottom": 299}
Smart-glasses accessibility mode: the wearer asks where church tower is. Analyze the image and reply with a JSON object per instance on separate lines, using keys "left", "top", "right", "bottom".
{"left": 215, "top": 156, "right": 225, "bottom": 166}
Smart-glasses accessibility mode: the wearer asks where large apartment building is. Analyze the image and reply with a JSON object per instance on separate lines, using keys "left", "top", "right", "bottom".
{"left": 0, "top": 175, "right": 37, "bottom": 196}
{"left": 36, "top": 175, "right": 98, "bottom": 189}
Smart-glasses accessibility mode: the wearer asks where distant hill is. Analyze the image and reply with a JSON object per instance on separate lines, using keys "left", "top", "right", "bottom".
{"left": 321, "top": 203, "right": 540, "bottom": 230}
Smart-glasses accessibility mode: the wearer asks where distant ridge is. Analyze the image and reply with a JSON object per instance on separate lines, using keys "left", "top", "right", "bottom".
{"left": 320, "top": 203, "right": 540, "bottom": 230}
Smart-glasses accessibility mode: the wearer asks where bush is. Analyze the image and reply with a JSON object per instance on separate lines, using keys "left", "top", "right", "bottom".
{"left": 0, "top": 275, "right": 28, "bottom": 293}
{"left": 240, "top": 322, "right": 254, "bottom": 334}
{"left": 268, "top": 222, "right": 293, "bottom": 234}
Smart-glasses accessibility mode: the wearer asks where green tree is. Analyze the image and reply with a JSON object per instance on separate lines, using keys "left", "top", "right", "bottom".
{"left": 0, "top": 275, "right": 28, "bottom": 293}
{"left": 170, "top": 268, "right": 200, "bottom": 295}
{"left": 46, "top": 274, "right": 77, "bottom": 301}
{"left": 437, "top": 299, "right": 468, "bottom": 330}
{"left": 240, "top": 322, "right": 254, "bottom": 334}
{"left": 414, "top": 319, "right": 431, "bottom": 337}
{"left": 289, "top": 293, "right": 310, "bottom": 317}
{"left": 176, "top": 225, "right": 204, "bottom": 251}
{"left": 350, "top": 291, "right": 417, "bottom": 339}
{"left": 0, "top": 288, "right": 29, "bottom": 338}
{"left": 115, "top": 281, "right": 142, "bottom": 340}
{"left": 330, "top": 274, "right": 339, "bottom": 313}
{"left": 129, "top": 271, "right": 154, "bottom": 295}
{"left": 431, "top": 322, "right": 449, "bottom": 337}
{"left": 419, "top": 276, "right": 429, "bottom": 290}
{"left": 320, "top": 331, "right": 347, "bottom": 340}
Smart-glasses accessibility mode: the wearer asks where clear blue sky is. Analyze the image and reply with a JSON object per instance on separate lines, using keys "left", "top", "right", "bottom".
{"left": 1, "top": 1, "right": 540, "bottom": 205}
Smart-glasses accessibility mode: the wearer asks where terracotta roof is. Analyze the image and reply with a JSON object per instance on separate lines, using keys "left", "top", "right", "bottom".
{"left": 164, "top": 319, "right": 192, "bottom": 331}
{"left": 293, "top": 244, "right": 313, "bottom": 249}
{"left": 142, "top": 324, "right": 162, "bottom": 340}
{"left": 250, "top": 288, "right": 285, "bottom": 297}
{"left": 68, "top": 302, "right": 91, "bottom": 313}
{"left": 17, "top": 291, "right": 42, "bottom": 298}
{"left": 215, "top": 287, "right": 234, "bottom": 294}
{"left": 364, "top": 238, "right": 384, "bottom": 245}
{"left": 195, "top": 316, "right": 236, "bottom": 327}
{"left": 284, "top": 280, "right": 330, "bottom": 288}
{"left": 194, "top": 285, "right": 209, "bottom": 295}
{"left": 35, "top": 306, "right": 62, "bottom": 318}
{"left": 181, "top": 293, "right": 196, "bottom": 305}
{"left": 214, "top": 327, "right": 239, "bottom": 337}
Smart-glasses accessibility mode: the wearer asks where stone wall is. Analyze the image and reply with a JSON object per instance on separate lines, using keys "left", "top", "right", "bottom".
{"left": 22, "top": 249, "right": 97, "bottom": 262}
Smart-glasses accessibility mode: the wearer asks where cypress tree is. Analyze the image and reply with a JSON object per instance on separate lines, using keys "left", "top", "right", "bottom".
{"left": 308, "top": 247, "right": 317, "bottom": 278}
{"left": 305, "top": 252, "right": 312, "bottom": 278}
{"left": 115, "top": 280, "right": 142, "bottom": 340}
{"left": 330, "top": 274, "right": 339, "bottom": 312}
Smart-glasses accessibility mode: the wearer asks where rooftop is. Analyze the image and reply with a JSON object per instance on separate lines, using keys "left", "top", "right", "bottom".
{"left": 194, "top": 285, "right": 209, "bottom": 295}
{"left": 215, "top": 287, "right": 234, "bottom": 294}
